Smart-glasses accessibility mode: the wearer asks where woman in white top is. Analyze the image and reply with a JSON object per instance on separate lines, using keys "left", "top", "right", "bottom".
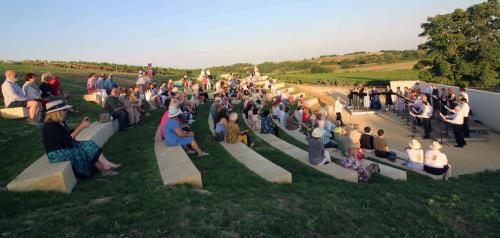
{"left": 424, "top": 141, "right": 449, "bottom": 175}
{"left": 405, "top": 139, "right": 424, "bottom": 171}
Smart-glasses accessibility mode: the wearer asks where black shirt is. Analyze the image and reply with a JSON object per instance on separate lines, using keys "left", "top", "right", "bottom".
{"left": 39, "top": 82, "right": 52, "bottom": 98}
{"left": 360, "top": 133, "right": 374, "bottom": 150}
{"left": 42, "top": 122, "right": 74, "bottom": 153}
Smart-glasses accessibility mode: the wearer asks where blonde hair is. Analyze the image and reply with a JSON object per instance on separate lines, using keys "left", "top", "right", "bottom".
{"left": 44, "top": 110, "right": 66, "bottom": 123}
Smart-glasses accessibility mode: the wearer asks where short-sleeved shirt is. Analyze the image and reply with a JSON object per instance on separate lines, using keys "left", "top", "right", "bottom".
{"left": 261, "top": 117, "right": 275, "bottom": 134}
{"left": 224, "top": 123, "right": 240, "bottom": 143}
{"left": 406, "top": 148, "right": 424, "bottom": 170}
{"left": 164, "top": 119, "right": 193, "bottom": 146}
{"left": 424, "top": 149, "right": 448, "bottom": 168}
{"left": 374, "top": 137, "right": 388, "bottom": 151}
{"left": 160, "top": 111, "right": 169, "bottom": 139}
{"left": 104, "top": 96, "right": 124, "bottom": 113}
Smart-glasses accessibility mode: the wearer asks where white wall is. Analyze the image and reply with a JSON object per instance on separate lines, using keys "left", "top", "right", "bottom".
{"left": 390, "top": 80, "right": 500, "bottom": 132}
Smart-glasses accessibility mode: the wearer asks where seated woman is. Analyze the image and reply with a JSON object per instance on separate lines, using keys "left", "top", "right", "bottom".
{"left": 42, "top": 100, "right": 121, "bottom": 177}
{"left": 250, "top": 107, "right": 261, "bottom": 131}
{"left": 260, "top": 110, "right": 278, "bottom": 136}
{"left": 405, "top": 139, "right": 424, "bottom": 171}
{"left": 340, "top": 144, "right": 380, "bottom": 183}
{"left": 279, "top": 106, "right": 289, "bottom": 126}
{"left": 224, "top": 112, "right": 253, "bottom": 147}
{"left": 215, "top": 112, "right": 228, "bottom": 141}
{"left": 164, "top": 106, "right": 209, "bottom": 156}
{"left": 308, "top": 128, "right": 331, "bottom": 165}
{"left": 286, "top": 111, "right": 300, "bottom": 131}
{"left": 424, "top": 141, "right": 449, "bottom": 175}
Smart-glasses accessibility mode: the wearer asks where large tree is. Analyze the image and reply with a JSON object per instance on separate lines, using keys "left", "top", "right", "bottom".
{"left": 416, "top": 0, "right": 500, "bottom": 87}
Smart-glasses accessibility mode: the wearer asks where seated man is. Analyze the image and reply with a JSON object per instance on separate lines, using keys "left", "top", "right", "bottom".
{"left": 374, "top": 129, "right": 397, "bottom": 162}
{"left": 360, "top": 127, "right": 375, "bottom": 151}
{"left": 424, "top": 141, "right": 449, "bottom": 175}
{"left": 308, "top": 128, "right": 331, "bottom": 165}
{"left": 333, "top": 127, "right": 352, "bottom": 156}
{"left": 104, "top": 88, "right": 129, "bottom": 131}
{"left": 2, "top": 69, "right": 41, "bottom": 125}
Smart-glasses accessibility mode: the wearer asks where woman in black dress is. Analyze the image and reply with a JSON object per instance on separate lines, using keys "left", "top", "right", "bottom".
{"left": 385, "top": 85, "right": 394, "bottom": 112}
{"left": 42, "top": 100, "right": 121, "bottom": 178}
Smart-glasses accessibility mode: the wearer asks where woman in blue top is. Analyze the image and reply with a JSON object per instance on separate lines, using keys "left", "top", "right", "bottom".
{"left": 164, "top": 106, "right": 209, "bottom": 156}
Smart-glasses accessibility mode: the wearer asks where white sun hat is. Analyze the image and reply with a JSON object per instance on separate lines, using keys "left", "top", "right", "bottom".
{"left": 45, "top": 100, "right": 73, "bottom": 114}
{"left": 429, "top": 141, "right": 442, "bottom": 150}
{"left": 311, "top": 127, "right": 324, "bottom": 138}
{"left": 408, "top": 139, "right": 422, "bottom": 150}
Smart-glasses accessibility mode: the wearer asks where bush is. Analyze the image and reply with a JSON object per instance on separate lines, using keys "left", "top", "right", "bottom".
{"left": 310, "top": 65, "right": 331, "bottom": 73}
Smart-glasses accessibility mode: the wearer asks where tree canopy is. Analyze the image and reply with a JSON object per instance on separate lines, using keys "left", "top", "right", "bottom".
{"left": 416, "top": 0, "right": 500, "bottom": 87}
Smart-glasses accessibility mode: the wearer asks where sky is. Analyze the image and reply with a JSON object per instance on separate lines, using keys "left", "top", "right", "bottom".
{"left": 0, "top": 0, "right": 485, "bottom": 69}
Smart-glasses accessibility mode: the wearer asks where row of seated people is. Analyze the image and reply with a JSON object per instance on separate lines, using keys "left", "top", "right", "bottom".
{"left": 1, "top": 70, "right": 72, "bottom": 125}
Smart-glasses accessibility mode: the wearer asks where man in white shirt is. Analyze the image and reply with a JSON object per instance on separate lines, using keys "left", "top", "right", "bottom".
{"left": 411, "top": 96, "right": 433, "bottom": 139}
{"left": 441, "top": 106, "right": 466, "bottom": 148}
{"left": 459, "top": 97, "right": 470, "bottom": 138}
{"left": 459, "top": 86, "right": 469, "bottom": 103}
{"left": 424, "top": 141, "right": 449, "bottom": 175}
{"left": 2, "top": 70, "right": 41, "bottom": 124}
{"left": 334, "top": 96, "right": 345, "bottom": 126}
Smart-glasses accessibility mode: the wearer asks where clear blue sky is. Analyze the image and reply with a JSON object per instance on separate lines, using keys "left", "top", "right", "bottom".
{"left": 0, "top": 0, "right": 484, "bottom": 69}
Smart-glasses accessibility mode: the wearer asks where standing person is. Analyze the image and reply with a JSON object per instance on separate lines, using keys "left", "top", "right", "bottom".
{"left": 308, "top": 128, "right": 331, "bottom": 165}
{"left": 103, "top": 88, "right": 130, "bottom": 131}
{"left": 42, "top": 100, "right": 121, "bottom": 177}
{"left": 2, "top": 70, "right": 42, "bottom": 125}
{"left": 146, "top": 63, "right": 155, "bottom": 81}
{"left": 459, "top": 98, "right": 470, "bottom": 138}
{"left": 384, "top": 85, "right": 393, "bottom": 112}
{"left": 395, "top": 86, "right": 404, "bottom": 112}
{"left": 441, "top": 106, "right": 466, "bottom": 148}
{"left": 459, "top": 86, "right": 469, "bottom": 103}
{"left": 334, "top": 96, "right": 345, "bottom": 126}
{"left": 411, "top": 95, "right": 433, "bottom": 139}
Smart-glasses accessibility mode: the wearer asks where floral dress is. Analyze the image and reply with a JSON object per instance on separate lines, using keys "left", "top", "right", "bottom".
{"left": 340, "top": 156, "right": 379, "bottom": 182}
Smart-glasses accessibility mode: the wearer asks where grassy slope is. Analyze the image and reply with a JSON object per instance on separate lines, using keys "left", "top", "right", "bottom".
{"left": 0, "top": 65, "right": 499, "bottom": 237}
{"left": 276, "top": 70, "right": 419, "bottom": 85}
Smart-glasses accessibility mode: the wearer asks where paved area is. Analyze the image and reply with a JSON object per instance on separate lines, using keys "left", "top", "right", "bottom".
{"left": 292, "top": 84, "right": 500, "bottom": 176}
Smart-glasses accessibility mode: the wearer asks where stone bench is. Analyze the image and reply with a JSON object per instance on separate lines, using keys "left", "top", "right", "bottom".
{"left": 245, "top": 117, "right": 357, "bottom": 183}
{"left": 304, "top": 98, "right": 319, "bottom": 107}
{"left": 7, "top": 155, "right": 77, "bottom": 193}
{"left": 282, "top": 87, "right": 295, "bottom": 93}
{"left": 0, "top": 107, "right": 28, "bottom": 119}
{"left": 154, "top": 126, "right": 203, "bottom": 188}
{"left": 7, "top": 120, "right": 120, "bottom": 193}
{"left": 83, "top": 93, "right": 103, "bottom": 104}
{"left": 291, "top": 93, "right": 306, "bottom": 100}
{"left": 209, "top": 113, "right": 292, "bottom": 184}
{"left": 274, "top": 83, "right": 286, "bottom": 89}
{"left": 76, "top": 120, "right": 119, "bottom": 147}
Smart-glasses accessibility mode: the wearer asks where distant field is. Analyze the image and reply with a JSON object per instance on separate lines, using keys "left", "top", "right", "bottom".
{"left": 275, "top": 70, "right": 419, "bottom": 86}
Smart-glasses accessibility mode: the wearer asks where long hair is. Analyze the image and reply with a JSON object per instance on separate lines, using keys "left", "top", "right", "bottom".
{"left": 44, "top": 110, "right": 66, "bottom": 123}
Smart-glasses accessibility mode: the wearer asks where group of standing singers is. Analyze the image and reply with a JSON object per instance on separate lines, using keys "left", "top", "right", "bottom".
{"left": 347, "top": 85, "right": 394, "bottom": 111}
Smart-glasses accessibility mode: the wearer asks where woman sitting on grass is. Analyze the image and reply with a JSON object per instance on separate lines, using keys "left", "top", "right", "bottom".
{"left": 340, "top": 144, "right": 380, "bottom": 183}
{"left": 42, "top": 100, "right": 121, "bottom": 177}
{"left": 224, "top": 112, "right": 254, "bottom": 147}
{"left": 164, "top": 105, "right": 209, "bottom": 156}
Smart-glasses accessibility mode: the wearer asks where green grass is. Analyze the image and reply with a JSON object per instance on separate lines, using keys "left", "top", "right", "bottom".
{"left": 0, "top": 65, "right": 500, "bottom": 237}
{"left": 276, "top": 70, "right": 419, "bottom": 86}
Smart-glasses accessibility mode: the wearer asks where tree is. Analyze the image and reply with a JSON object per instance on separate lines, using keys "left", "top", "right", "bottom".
{"left": 416, "top": 0, "right": 500, "bottom": 87}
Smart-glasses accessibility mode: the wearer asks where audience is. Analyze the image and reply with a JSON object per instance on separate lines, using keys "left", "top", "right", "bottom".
{"left": 2, "top": 70, "right": 42, "bottom": 125}
{"left": 374, "top": 129, "right": 397, "bottom": 162}
{"left": 86, "top": 73, "right": 98, "bottom": 93}
{"left": 164, "top": 105, "right": 209, "bottom": 156}
{"left": 42, "top": 100, "right": 121, "bottom": 177}
{"left": 224, "top": 112, "right": 253, "bottom": 147}
{"left": 424, "top": 141, "right": 449, "bottom": 175}
{"left": 260, "top": 110, "right": 278, "bottom": 136}
{"left": 334, "top": 127, "right": 352, "bottom": 156}
{"left": 360, "top": 127, "right": 375, "bottom": 151}
{"left": 340, "top": 144, "right": 380, "bottom": 182}
{"left": 103, "top": 88, "right": 129, "bottom": 131}
{"left": 405, "top": 139, "right": 424, "bottom": 171}
{"left": 308, "top": 128, "right": 331, "bottom": 165}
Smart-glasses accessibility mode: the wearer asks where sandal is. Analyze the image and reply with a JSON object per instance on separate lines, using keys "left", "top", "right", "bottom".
{"left": 198, "top": 151, "right": 210, "bottom": 157}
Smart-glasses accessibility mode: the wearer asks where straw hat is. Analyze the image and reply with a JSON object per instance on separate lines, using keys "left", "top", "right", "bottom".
{"left": 168, "top": 106, "right": 182, "bottom": 118}
{"left": 430, "top": 141, "right": 442, "bottom": 150}
{"left": 229, "top": 112, "right": 238, "bottom": 121}
{"left": 408, "top": 139, "right": 422, "bottom": 149}
{"left": 311, "top": 128, "right": 324, "bottom": 138}
{"left": 45, "top": 100, "right": 73, "bottom": 114}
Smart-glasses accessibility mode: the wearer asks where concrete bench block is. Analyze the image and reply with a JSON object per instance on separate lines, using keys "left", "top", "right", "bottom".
{"left": 76, "top": 120, "right": 119, "bottom": 147}
{"left": 154, "top": 127, "right": 202, "bottom": 188}
{"left": 364, "top": 159, "right": 407, "bottom": 180}
{"left": 274, "top": 83, "right": 286, "bottom": 89}
{"left": 0, "top": 107, "right": 28, "bottom": 119}
{"left": 7, "top": 155, "right": 77, "bottom": 193}
{"left": 83, "top": 93, "right": 103, "bottom": 104}
{"left": 304, "top": 98, "right": 319, "bottom": 107}
{"left": 283, "top": 87, "right": 295, "bottom": 93}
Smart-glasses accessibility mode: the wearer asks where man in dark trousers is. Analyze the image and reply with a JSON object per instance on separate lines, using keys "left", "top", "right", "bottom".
{"left": 459, "top": 97, "right": 470, "bottom": 138}
{"left": 441, "top": 106, "right": 466, "bottom": 148}
{"left": 411, "top": 95, "right": 433, "bottom": 139}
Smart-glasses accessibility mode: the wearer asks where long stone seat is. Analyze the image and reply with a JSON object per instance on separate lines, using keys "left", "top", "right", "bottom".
{"left": 154, "top": 126, "right": 202, "bottom": 187}
{"left": 76, "top": 120, "right": 119, "bottom": 147}
{"left": 208, "top": 113, "right": 292, "bottom": 184}
{"left": 7, "top": 155, "right": 77, "bottom": 193}
{"left": 282, "top": 87, "right": 295, "bottom": 93}
{"left": 245, "top": 117, "right": 357, "bottom": 183}
{"left": 83, "top": 93, "right": 103, "bottom": 104}
{"left": 291, "top": 93, "right": 306, "bottom": 100}
{"left": 0, "top": 107, "right": 28, "bottom": 119}
{"left": 274, "top": 82, "right": 286, "bottom": 89}
{"left": 304, "top": 98, "right": 319, "bottom": 107}
{"left": 7, "top": 120, "right": 120, "bottom": 193}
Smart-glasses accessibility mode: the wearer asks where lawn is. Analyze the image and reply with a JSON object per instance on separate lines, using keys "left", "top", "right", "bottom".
{"left": 0, "top": 64, "right": 499, "bottom": 237}
{"left": 275, "top": 70, "right": 419, "bottom": 86}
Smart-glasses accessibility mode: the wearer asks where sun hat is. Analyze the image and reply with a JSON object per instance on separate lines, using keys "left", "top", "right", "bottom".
{"left": 45, "top": 100, "right": 73, "bottom": 114}
{"left": 430, "top": 141, "right": 442, "bottom": 150}
{"left": 311, "top": 128, "right": 324, "bottom": 138}
{"left": 408, "top": 139, "right": 422, "bottom": 149}
{"left": 168, "top": 106, "right": 182, "bottom": 118}
{"left": 229, "top": 112, "right": 238, "bottom": 121}
{"left": 215, "top": 97, "right": 221, "bottom": 102}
